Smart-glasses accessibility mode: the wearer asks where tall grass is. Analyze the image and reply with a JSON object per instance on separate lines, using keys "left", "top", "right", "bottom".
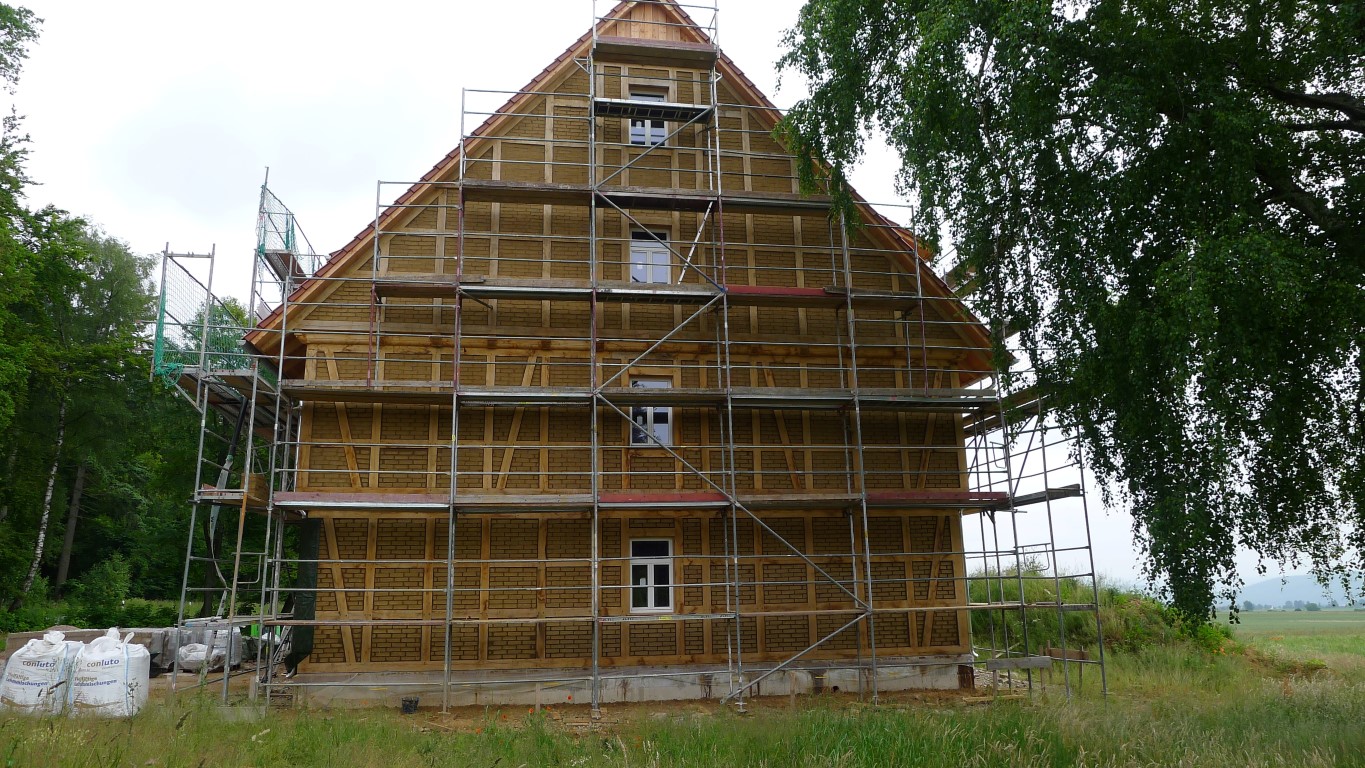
{"left": 4, "top": 587, "right": 1359, "bottom": 767}
{"left": 3, "top": 632, "right": 1363, "bottom": 768}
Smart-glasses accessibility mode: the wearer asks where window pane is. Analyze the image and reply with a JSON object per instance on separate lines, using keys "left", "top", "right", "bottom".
{"left": 632, "top": 540, "right": 669, "bottom": 558}
{"left": 654, "top": 585, "right": 669, "bottom": 607}
{"left": 653, "top": 563, "right": 670, "bottom": 586}
{"left": 632, "top": 563, "right": 649, "bottom": 583}
{"left": 632, "top": 586, "right": 649, "bottom": 608}
{"left": 629, "top": 236, "right": 668, "bottom": 283}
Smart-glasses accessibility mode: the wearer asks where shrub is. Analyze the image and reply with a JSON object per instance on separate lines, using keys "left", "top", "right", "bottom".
{"left": 1098, "top": 590, "right": 1182, "bottom": 652}
{"left": 68, "top": 553, "right": 132, "bottom": 626}
{"left": 968, "top": 564, "right": 1188, "bottom": 655}
{"left": 116, "top": 598, "right": 180, "bottom": 628}
{"left": 1189, "top": 621, "right": 1233, "bottom": 655}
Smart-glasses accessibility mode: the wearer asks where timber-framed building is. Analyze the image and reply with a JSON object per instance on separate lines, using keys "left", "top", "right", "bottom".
{"left": 154, "top": 0, "right": 1104, "bottom": 709}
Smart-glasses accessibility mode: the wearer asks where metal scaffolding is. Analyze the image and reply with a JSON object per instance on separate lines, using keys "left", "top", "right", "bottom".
{"left": 155, "top": 0, "right": 1106, "bottom": 712}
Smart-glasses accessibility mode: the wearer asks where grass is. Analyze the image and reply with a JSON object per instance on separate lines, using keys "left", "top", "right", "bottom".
{"left": 2, "top": 612, "right": 1362, "bottom": 767}
{"left": 1230, "top": 608, "right": 1365, "bottom": 677}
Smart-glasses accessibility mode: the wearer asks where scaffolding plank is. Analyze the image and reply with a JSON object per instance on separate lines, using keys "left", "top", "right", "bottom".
{"left": 179, "top": 369, "right": 279, "bottom": 436}
{"left": 980, "top": 484, "right": 1083, "bottom": 512}
{"left": 456, "top": 494, "right": 594, "bottom": 512}
{"left": 593, "top": 97, "right": 713, "bottom": 123}
{"left": 267, "top": 489, "right": 1028, "bottom": 513}
{"left": 458, "top": 179, "right": 828, "bottom": 214}
{"left": 593, "top": 35, "right": 719, "bottom": 68}
{"left": 596, "top": 186, "right": 831, "bottom": 214}
{"left": 460, "top": 387, "right": 594, "bottom": 406}
{"left": 598, "top": 387, "right": 726, "bottom": 406}
{"left": 273, "top": 492, "right": 451, "bottom": 511}
{"left": 262, "top": 249, "right": 307, "bottom": 281}
{"left": 461, "top": 179, "right": 588, "bottom": 205}
{"left": 595, "top": 281, "right": 719, "bottom": 304}
{"left": 865, "top": 490, "right": 1010, "bottom": 508}
{"left": 374, "top": 275, "right": 459, "bottom": 299}
{"left": 729, "top": 386, "right": 997, "bottom": 411}
{"left": 728, "top": 285, "right": 923, "bottom": 310}
{"left": 599, "top": 491, "right": 729, "bottom": 509}
{"left": 961, "top": 385, "right": 1043, "bottom": 437}
{"left": 194, "top": 488, "right": 269, "bottom": 511}
{"left": 463, "top": 278, "right": 717, "bottom": 305}
{"left": 372, "top": 277, "right": 926, "bottom": 310}
{"left": 281, "top": 380, "right": 455, "bottom": 405}
{"left": 738, "top": 492, "right": 859, "bottom": 509}
{"left": 282, "top": 380, "right": 997, "bottom": 412}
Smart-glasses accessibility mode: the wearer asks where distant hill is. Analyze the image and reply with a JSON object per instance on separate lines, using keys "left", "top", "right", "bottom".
{"left": 1235, "top": 572, "right": 1363, "bottom": 608}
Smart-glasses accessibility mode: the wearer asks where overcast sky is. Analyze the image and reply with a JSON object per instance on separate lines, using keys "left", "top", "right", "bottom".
{"left": 8, "top": 0, "right": 1306, "bottom": 592}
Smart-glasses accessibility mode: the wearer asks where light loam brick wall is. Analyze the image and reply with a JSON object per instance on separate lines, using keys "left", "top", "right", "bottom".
{"left": 287, "top": 29, "right": 987, "bottom": 677}
{"left": 297, "top": 346, "right": 969, "bottom": 494}
{"left": 303, "top": 509, "right": 969, "bottom": 672}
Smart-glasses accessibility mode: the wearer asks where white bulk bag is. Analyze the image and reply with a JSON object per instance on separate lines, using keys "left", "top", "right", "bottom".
{"left": 69, "top": 629, "right": 150, "bottom": 718}
{"left": 0, "top": 631, "right": 81, "bottom": 715}
{"left": 175, "top": 642, "right": 226, "bottom": 672}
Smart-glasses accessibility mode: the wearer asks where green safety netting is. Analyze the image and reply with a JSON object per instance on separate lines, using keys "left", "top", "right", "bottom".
{"left": 256, "top": 186, "right": 323, "bottom": 279}
{"left": 153, "top": 185, "right": 318, "bottom": 387}
{"left": 151, "top": 259, "right": 253, "bottom": 386}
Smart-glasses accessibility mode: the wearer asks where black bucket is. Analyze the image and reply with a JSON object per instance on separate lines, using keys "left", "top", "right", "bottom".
{"left": 400, "top": 696, "right": 419, "bottom": 714}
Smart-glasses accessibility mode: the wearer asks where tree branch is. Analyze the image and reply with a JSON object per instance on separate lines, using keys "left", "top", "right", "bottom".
{"left": 1265, "top": 85, "right": 1365, "bottom": 122}
{"left": 1254, "top": 161, "right": 1360, "bottom": 256}
{"left": 1285, "top": 119, "right": 1365, "bottom": 134}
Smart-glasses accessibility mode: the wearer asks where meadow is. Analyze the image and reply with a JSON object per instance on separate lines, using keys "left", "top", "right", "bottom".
{"left": 3, "top": 610, "right": 1363, "bottom": 767}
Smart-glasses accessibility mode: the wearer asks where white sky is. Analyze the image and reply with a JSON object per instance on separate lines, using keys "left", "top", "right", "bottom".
{"left": 9, "top": 0, "right": 1297, "bottom": 591}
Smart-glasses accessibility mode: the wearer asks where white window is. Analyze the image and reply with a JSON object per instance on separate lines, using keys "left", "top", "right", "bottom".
{"left": 630, "top": 378, "right": 672, "bottom": 446}
{"left": 628, "top": 88, "right": 667, "bottom": 146}
{"left": 630, "top": 539, "right": 673, "bottom": 613}
{"left": 630, "top": 230, "right": 671, "bottom": 284}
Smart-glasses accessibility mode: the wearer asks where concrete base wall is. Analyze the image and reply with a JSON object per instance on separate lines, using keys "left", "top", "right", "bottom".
{"left": 277, "top": 655, "right": 974, "bottom": 709}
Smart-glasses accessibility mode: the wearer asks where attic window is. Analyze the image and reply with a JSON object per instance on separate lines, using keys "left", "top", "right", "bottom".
{"left": 628, "top": 88, "right": 668, "bottom": 146}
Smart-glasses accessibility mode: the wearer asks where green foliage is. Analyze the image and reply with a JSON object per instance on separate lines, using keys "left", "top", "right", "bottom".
{"left": 1190, "top": 621, "right": 1235, "bottom": 655}
{"left": 67, "top": 552, "right": 131, "bottom": 626}
{"left": 779, "top": 0, "right": 1365, "bottom": 621}
{"left": 969, "top": 565, "right": 1190, "bottom": 654}
{"left": 0, "top": 2, "right": 203, "bottom": 617}
{"left": 0, "top": 577, "right": 70, "bottom": 633}
{"left": 1098, "top": 587, "right": 1183, "bottom": 653}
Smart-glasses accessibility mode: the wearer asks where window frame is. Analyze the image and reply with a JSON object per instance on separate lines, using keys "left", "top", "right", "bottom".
{"left": 629, "top": 229, "right": 672, "bottom": 284}
{"left": 627, "top": 87, "right": 668, "bottom": 147}
{"left": 628, "top": 377, "right": 673, "bottom": 447}
{"left": 629, "top": 538, "right": 674, "bottom": 614}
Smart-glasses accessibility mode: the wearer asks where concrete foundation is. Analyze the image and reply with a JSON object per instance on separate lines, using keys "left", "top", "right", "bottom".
{"left": 278, "top": 655, "right": 974, "bottom": 709}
